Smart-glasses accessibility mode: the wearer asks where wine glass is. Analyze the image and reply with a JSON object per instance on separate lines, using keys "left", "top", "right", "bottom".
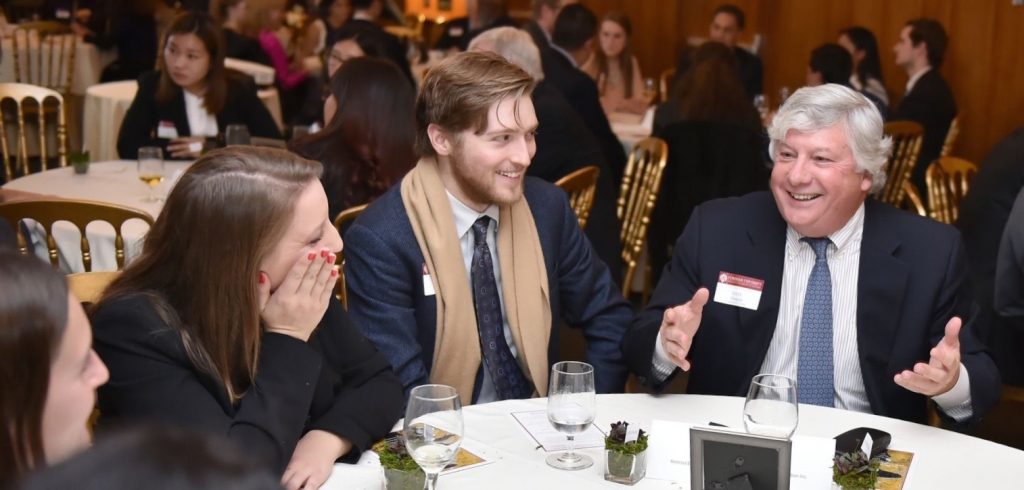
{"left": 136, "top": 146, "right": 165, "bottom": 202}
{"left": 546, "top": 361, "right": 596, "bottom": 470}
{"left": 743, "top": 374, "right": 798, "bottom": 439}
{"left": 404, "top": 384, "right": 463, "bottom": 490}
{"left": 225, "top": 124, "right": 251, "bottom": 146}
{"left": 753, "top": 94, "right": 769, "bottom": 121}
{"left": 643, "top": 77, "right": 657, "bottom": 103}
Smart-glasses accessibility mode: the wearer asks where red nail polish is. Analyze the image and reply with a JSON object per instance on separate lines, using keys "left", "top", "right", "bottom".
{"left": 328, "top": 254, "right": 336, "bottom": 264}
{"left": 330, "top": 268, "right": 339, "bottom": 277}
{"left": 308, "top": 252, "right": 316, "bottom": 260}
{"left": 321, "top": 249, "right": 328, "bottom": 258}
{"left": 258, "top": 274, "right": 266, "bottom": 284}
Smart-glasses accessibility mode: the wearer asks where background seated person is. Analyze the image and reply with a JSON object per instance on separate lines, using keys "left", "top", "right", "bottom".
{"left": 581, "top": 11, "right": 649, "bottom": 116}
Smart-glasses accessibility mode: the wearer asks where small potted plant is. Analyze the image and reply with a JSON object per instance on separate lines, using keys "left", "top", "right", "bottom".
{"left": 832, "top": 449, "right": 879, "bottom": 490}
{"left": 604, "top": 421, "right": 648, "bottom": 485}
{"left": 69, "top": 150, "right": 90, "bottom": 174}
{"left": 372, "top": 433, "right": 425, "bottom": 490}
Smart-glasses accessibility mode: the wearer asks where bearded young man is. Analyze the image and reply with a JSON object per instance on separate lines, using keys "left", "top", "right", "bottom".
{"left": 344, "top": 51, "right": 631, "bottom": 405}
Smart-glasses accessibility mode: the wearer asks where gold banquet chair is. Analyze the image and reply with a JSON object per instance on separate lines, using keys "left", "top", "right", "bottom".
{"left": 11, "top": 24, "right": 77, "bottom": 94}
{"left": 554, "top": 166, "right": 600, "bottom": 229}
{"left": 332, "top": 203, "right": 369, "bottom": 309}
{"left": 874, "top": 120, "right": 923, "bottom": 208}
{"left": 617, "top": 137, "right": 668, "bottom": 299}
{"left": 940, "top": 116, "right": 960, "bottom": 158}
{"left": 0, "top": 199, "right": 155, "bottom": 272}
{"left": 0, "top": 83, "right": 69, "bottom": 181}
{"left": 926, "top": 156, "right": 977, "bottom": 225}
{"left": 659, "top": 68, "right": 676, "bottom": 104}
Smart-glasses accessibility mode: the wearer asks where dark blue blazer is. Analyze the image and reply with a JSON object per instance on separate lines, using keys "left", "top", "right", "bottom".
{"left": 624, "top": 191, "right": 1000, "bottom": 426}
{"left": 344, "top": 177, "right": 632, "bottom": 397}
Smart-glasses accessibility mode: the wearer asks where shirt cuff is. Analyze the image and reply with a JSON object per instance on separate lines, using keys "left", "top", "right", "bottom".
{"left": 931, "top": 363, "right": 973, "bottom": 422}
{"left": 651, "top": 329, "right": 677, "bottom": 382}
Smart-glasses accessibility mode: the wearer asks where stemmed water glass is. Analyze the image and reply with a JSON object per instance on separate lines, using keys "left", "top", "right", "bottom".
{"left": 743, "top": 374, "right": 799, "bottom": 439}
{"left": 136, "top": 146, "right": 165, "bottom": 202}
{"left": 546, "top": 361, "right": 596, "bottom": 470}
{"left": 404, "top": 384, "right": 463, "bottom": 490}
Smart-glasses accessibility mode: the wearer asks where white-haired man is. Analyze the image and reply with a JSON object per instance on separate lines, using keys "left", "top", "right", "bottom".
{"left": 623, "top": 84, "right": 1000, "bottom": 426}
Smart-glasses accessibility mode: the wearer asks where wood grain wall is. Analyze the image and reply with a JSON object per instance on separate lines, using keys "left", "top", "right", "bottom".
{"left": 578, "top": 0, "right": 1024, "bottom": 163}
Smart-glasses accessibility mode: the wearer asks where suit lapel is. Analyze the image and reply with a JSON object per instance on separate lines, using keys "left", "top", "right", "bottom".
{"left": 163, "top": 88, "right": 191, "bottom": 138}
{"left": 736, "top": 203, "right": 787, "bottom": 384}
{"left": 856, "top": 202, "right": 908, "bottom": 413}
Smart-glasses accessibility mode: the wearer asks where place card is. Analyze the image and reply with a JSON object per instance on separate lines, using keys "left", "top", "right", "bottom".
{"left": 510, "top": 410, "right": 606, "bottom": 452}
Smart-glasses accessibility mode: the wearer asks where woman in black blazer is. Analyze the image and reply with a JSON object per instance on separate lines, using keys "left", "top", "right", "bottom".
{"left": 116, "top": 11, "right": 281, "bottom": 160}
{"left": 91, "top": 146, "right": 404, "bottom": 490}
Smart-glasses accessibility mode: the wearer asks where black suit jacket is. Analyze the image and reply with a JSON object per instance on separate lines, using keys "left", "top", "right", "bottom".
{"left": 116, "top": 70, "right": 282, "bottom": 159}
{"left": 958, "top": 126, "right": 1024, "bottom": 384}
{"left": 624, "top": 192, "right": 1000, "bottom": 426}
{"left": 434, "top": 15, "right": 518, "bottom": 52}
{"left": 734, "top": 46, "right": 763, "bottom": 99}
{"left": 892, "top": 69, "right": 957, "bottom": 196}
{"left": 92, "top": 295, "right": 404, "bottom": 472}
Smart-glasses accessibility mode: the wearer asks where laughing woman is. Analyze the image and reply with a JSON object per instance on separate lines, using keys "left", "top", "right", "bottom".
{"left": 117, "top": 11, "right": 281, "bottom": 160}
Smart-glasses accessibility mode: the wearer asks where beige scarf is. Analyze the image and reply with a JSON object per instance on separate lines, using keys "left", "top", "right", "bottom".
{"left": 400, "top": 157, "right": 552, "bottom": 405}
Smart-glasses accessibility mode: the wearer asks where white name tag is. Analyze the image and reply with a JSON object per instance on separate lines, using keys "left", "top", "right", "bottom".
{"left": 713, "top": 271, "right": 764, "bottom": 310}
{"left": 157, "top": 121, "right": 179, "bottom": 139}
{"left": 422, "top": 263, "right": 436, "bottom": 296}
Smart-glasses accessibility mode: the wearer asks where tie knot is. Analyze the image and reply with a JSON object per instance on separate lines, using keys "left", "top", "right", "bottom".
{"left": 471, "top": 217, "right": 491, "bottom": 245}
{"left": 801, "top": 237, "right": 831, "bottom": 259}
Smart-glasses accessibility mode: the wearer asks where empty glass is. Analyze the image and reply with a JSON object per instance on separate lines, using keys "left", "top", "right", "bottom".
{"left": 404, "top": 384, "right": 463, "bottom": 490}
{"left": 546, "top": 361, "right": 596, "bottom": 470}
{"left": 225, "top": 124, "right": 251, "bottom": 146}
{"left": 643, "top": 77, "right": 657, "bottom": 102}
{"left": 743, "top": 374, "right": 799, "bottom": 439}
{"left": 136, "top": 146, "right": 165, "bottom": 202}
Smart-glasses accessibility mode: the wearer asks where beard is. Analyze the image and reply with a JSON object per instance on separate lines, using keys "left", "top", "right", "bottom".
{"left": 448, "top": 142, "right": 525, "bottom": 208}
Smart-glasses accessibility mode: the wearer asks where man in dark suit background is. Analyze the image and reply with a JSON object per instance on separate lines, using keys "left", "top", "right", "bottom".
{"left": 891, "top": 18, "right": 957, "bottom": 202}
{"left": 958, "top": 126, "right": 1024, "bottom": 386}
{"left": 345, "top": 52, "right": 631, "bottom": 405}
{"left": 623, "top": 84, "right": 999, "bottom": 426}
{"left": 469, "top": 27, "right": 623, "bottom": 286}
{"left": 708, "top": 4, "right": 762, "bottom": 100}
{"left": 341, "top": 0, "right": 414, "bottom": 85}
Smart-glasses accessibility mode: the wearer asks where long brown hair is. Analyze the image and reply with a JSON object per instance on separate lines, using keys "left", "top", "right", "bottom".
{"left": 291, "top": 57, "right": 416, "bottom": 215}
{"left": 0, "top": 251, "right": 70, "bottom": 483}
{"left": 592, "top": 11, "right": 636, "bottom": 98}
{"left": 156, "top": 11, "right": 229, "bottom": 114}
{"left": 669, "top": 41, "right": 761, "bottom": 131}
{"left": 98, "top": 147, "right": 322, "bottom": 402}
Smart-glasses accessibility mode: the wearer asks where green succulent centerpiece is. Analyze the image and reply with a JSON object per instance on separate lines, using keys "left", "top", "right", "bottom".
{"left": 604, "top": 421, "right": 649, "bottom": 485}
{"left": 832, "top": 449, "right": 880, "bottom": 490}
{"left": 69, "top": 150, "right": 90, "bottom": 174}
{"left": 372, "top": 432, "right": 425, "bottom": 490}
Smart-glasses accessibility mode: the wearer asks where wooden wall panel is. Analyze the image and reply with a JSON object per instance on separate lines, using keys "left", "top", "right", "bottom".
{"left": 576, "top": 0, "right": 1024, "bottom": 163}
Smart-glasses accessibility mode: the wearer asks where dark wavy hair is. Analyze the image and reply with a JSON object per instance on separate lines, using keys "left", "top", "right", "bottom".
{"left": 0, "top": 251, "right": 69, "bottom": 484}
{"left": 669, "top": 41, "right": 761, "bottom": 131}
{"left": 291, "top": 57, "right": 416, "bottom": 217}
{"left": 840, "top": 26, "right": 885, "bottom": 86}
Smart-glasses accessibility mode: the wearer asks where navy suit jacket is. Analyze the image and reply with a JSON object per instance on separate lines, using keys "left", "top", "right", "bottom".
{"left": 892, "top": 69, "right": 957, "bottom": 198}
{"left": 624, "top": 191, "right": 1000, "bottom": 426}
{"left": 345, "top": 177, "right": 632, "bottom": 398}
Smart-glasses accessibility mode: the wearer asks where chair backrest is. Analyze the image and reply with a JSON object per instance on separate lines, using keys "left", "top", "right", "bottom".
{"left": 659, "top": 67, "right": 676, "bottom": 104}
{"left": 332, "top": 203, "right": 369, "bottom": 309}
{"left": 902, "top": 181, "right": 927, "bottom": 217}
{"left": 875, "top": 120, "right": 924, "bottom": 206}
{"left": 67, "top": 271, "right": 121, "bottom": 304}
{"left": 940, "top": 116, "right": 960, "bottom": 158}
{"left": 0, "top": 82, "right": 69, "bottom": 181}
{"left": 554, "top": 166, "right": 600, "bottom": 229}
{"left": 926, "top": 156, "right": 977, "bottom": 224}
{"left": 617, "top": 137, "right": 668, "bottom": 294}
{"left": 0, "top": 199, "right": 155, "bottom": 271}
{"left": 11, "top": 26, "right": 76, "bottom": 93}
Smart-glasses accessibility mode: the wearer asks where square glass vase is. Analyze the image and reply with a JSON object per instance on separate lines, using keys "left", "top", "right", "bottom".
{"left": 604, "top": 449, "right": 646, "bottom": 485}
{"left": 381, "top": 467, "right": 425, "bottom": 490}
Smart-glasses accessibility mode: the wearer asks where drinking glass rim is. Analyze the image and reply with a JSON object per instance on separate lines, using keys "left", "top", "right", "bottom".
{"left": 409, "top": 383, "right": 460, "bottom": 402}
{"left": 551, "top": 361, "right": 594, "bottom": 375}
{"left": 750, "top": 373, "right": 796, "bottom": 389}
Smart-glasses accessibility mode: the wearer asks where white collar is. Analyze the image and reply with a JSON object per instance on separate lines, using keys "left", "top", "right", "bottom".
{"left": 905, "top": 66, "right": 931, "bottom": 94}
{"left": 785, "top": 202, "right": 865, "bottom": 258}
{"left": 446, "top": 190, "right": 500, "bottom": 240}
{"left": 550, "top": 43, "right": 577, "bottom": 68}
{"left": 353, "top": 11, "right": 375, "bottom": 22}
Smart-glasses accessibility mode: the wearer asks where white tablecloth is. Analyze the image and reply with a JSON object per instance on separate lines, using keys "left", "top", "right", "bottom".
{"left": 2, "top": 160, "right": 190, "bottom": 272}
{"left": 610, "top": 108, "right": 654, "bottom": 153}
{"left": 0, "top": 34, "right": 115, "bottom": 95}
{"left": 323, "top": 394, "right": 1024, "bottom": 489}
{"left": 82, "top": 80, "right": 284, "bottom": 162}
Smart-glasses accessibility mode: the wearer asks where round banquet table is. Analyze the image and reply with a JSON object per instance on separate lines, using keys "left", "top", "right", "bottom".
{"left": 2, "top": 160, "right": 191, "bottom": 272}
{"left": 82, "top": 80, "right": 284, "bottom": 162}
{"left": 321, "top": 394, "right": 1024, "bottom": 490}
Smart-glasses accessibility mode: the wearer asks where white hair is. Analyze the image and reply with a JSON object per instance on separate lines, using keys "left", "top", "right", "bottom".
{"left": 467, "top": 27, "right": 545, "bottom": 81}
{"left": 767, "top": 84, "right": 892, "bottom": 193}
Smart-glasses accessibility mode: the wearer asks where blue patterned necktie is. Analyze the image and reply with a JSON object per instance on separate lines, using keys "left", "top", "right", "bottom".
{"left": 797, "top": 237, "right": 834, "bottom": 407}
{"left": 470, "top": 217, "right": 532, "bottom": 400}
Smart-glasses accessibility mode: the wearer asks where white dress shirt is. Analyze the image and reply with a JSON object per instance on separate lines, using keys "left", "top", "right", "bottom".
{"left": 905, "top": 66, "right": 932, "bottom": 95}
{"left": 446, "top": 192, "right": 517, "bottom": 404}
{"left": 653, "top": 204, "right": 973, "bottom": 420}
{"left": 182, "top": 91, "right": 218, "bottom": 138}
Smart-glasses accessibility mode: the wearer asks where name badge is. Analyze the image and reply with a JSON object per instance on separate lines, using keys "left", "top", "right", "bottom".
{"left": 713, "top": 271, "right": 763, "bottom": 310}
{"left": 449, "top": 27, "right": 464, "bottom": 37}
{"left": 157, "top": 120, "right": 179, "bottom": 139}
{"left": 422, "top": 263, "right": 436, "bottom": 296}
